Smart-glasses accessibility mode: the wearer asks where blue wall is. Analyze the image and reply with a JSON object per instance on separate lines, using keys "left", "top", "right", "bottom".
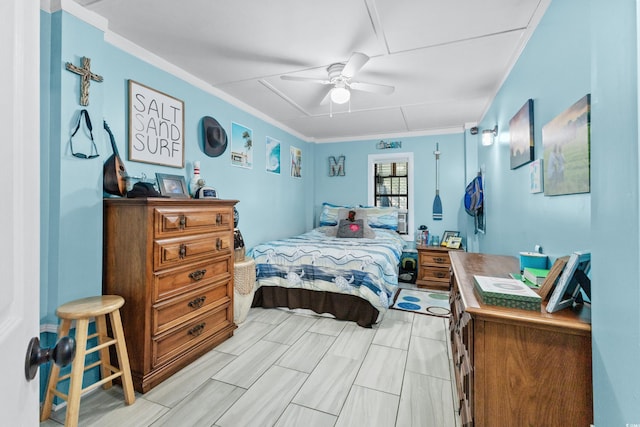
{"left": 474, "top": 0, "right": 640, "bottom": 424}
{"left": 40, "top": 9, "right": 313, "bottom": 325}
{"left": 313, "top": 133, "right": 469, "bottom": 244}
{"left": 475, "top": 0, "right": 591, "bottom": 260}
{"left": 41, "top": 1, "right": 640, "bottom": 422}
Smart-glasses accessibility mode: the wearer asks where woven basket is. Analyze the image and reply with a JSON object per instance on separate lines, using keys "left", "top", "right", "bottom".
{"left": 234, "top": 258, "right": 256, "bottom": 296}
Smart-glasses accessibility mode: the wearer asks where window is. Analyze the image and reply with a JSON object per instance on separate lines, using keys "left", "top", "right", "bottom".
{"left": 368, "top": 153, "right": 414, "bottom": 239}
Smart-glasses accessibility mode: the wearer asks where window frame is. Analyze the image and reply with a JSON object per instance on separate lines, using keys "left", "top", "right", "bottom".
{"left": 367, "top": 152, "right": 414, "bottom": 241}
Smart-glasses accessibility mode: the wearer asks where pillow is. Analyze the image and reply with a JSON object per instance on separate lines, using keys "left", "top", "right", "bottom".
{"left": 358, "top": 206, "right": 399, "bottom": 230}
{"left": 318, "top": 202, "right": 352, "bottom": 226}
{"left": 337, "top": 208, "right": 376, "bottom": 238}
{"left": 337, "top": 219, "right": 364, "bottom": 238}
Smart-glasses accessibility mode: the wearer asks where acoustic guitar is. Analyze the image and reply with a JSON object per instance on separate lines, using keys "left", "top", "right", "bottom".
{"left": 103, "top": 121, "right": 128, "bottom": 196}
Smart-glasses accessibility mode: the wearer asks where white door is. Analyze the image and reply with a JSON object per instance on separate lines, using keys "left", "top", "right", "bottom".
{"left": 0, "top": 0, "right": 41, "bottom": 424}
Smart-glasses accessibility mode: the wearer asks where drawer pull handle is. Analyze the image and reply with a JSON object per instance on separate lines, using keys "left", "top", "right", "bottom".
{"left": 179, "top": 244, "right": 187, "bottom": 259}
{"left": 216, "top": 238, "right": 222, "bottom": 251}
{"left": 188, "top": 322, "right": 206, "bottom": 337}
{"left": 433, "top": 257, "right": 446, "bottom": 263}
{"left": 189, "top": 269, "right": 207, "bottom": 281}
{"left": 179, "top": 215, "right": 186, "bottom": 229}
{"left": 435, "top": 271, "right": 447, "bottom": 278}
{"left": 188, "top": 296, "right": 207, "bottom": 309}
{"left": 216, "top": 213, "right": 222, "bottom": 225}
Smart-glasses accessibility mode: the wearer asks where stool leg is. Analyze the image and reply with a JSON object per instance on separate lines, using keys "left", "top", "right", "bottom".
{"left": 64, "top": 318, "right": 89, "bottom": 427}
{"left": 40, "top": 319, "right": 71, "bottom": 422}
{"left": 109, "top": 309, "right": 135, "bottom": 404}
{"left": 94, "top": 314, "right": 112, "bottom": 390}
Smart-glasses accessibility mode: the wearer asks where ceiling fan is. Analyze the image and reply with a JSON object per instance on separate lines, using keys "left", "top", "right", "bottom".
{"left": 280, "top": 52, "right": 395, "bottom": 106}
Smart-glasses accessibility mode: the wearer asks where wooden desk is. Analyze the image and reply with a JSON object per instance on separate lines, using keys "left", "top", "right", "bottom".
{"left": 449, "top": 252, "right": 592, "bottom": 426}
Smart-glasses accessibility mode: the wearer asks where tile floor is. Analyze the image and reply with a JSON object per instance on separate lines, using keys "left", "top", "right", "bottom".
{"left": 41, "top": 303, "right": 460, "bottom": 427}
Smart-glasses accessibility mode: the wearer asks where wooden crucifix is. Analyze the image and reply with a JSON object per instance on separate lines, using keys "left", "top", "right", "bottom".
{"left": 65, "top": 56, "right": 103, "bottom": 106}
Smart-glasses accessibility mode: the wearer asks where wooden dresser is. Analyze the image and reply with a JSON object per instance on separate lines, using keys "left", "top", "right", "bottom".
{"left": 415, "top": 245, "right": 460, "bottom": 290}
{"left": 449, "top": 252, "right": 592, "bottom": 426}
{"left": 103, "top": 197, "right": 238, "bottom": 393}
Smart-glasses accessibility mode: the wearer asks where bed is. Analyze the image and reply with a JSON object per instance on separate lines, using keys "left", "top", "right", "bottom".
{"left": 249, "top": 204, "right": 405, "bottom": 327}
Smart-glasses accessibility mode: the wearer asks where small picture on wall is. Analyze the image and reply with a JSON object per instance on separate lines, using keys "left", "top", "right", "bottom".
{"left": 266, "top": 136, "right": 281, "bottom": 174}
{"left": 230, "top": 122, "right": 253, "bottom": 169}
{"left": 543, "top": 94, "right": 591, "bottom": 196}
{"left": 290, "top": 146, "right": 302, "bottom": 178}
{"left": 509, "top": 99, "right": 535, "bottom": 169}
{"left": 530, "top": 159, "right": 543, "bottom": 193}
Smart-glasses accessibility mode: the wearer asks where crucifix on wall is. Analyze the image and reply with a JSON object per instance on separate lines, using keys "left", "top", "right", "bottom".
{"left": 65, "top": 56, "right": 103, "bottom": 106}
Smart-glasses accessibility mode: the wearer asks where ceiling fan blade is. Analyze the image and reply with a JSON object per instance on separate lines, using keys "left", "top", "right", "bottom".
{"left": 281, "top": 75, "right": 332, "bottom": 85}
{"left": 349, "top": 81, "right": 395, "bottom": 95}
{"left": 341, "top": 52, "right": 369, "bottom": 79}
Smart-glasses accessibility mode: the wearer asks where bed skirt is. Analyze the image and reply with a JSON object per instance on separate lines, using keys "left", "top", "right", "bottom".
{"left": 251, "top": 286, "right": 380, "bottom": 328}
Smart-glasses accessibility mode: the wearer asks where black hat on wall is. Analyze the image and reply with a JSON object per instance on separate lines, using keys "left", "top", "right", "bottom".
{"left": 202, "top": 116, "right": 228, "bottom": 157}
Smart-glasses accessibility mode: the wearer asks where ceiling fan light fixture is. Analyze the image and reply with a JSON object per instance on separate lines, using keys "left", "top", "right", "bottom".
{"left": 330, "top": 85, "right": 350, "bottom": 104}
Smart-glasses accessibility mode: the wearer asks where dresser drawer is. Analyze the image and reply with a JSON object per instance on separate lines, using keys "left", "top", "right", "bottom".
{"left": 153, "top": 232, "right": 232, "bottom": 271}
{"left": 154, "top": 207, "right": 233, "bottom": 238}
{"left": 154, "top": 258, "right": 231, "bottom": 301}
{"left": 152, "top": 304, "right": 232, "bottom": 368}
{"left": 153, "top": 280, "right": 231, "bottom": 334}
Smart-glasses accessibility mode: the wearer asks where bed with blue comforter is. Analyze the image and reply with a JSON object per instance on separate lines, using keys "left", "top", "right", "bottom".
{"left": 249, "top": 226, "right": 405, "bottom": 327}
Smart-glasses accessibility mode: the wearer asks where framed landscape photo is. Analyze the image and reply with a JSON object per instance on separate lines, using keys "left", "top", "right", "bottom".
{"left": 543, "top": 94, "right": 591, "bottom": 196}
{"left": 509, "top": 99, "right": 535, "bottom": 170}
{"left": 156, "top": 173, "right": 189, "bottom": 198}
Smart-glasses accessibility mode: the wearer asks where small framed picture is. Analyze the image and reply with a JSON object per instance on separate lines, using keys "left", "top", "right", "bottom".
{"left": 156, "top": 173, "right": 189, "bottom": 198}
{"left": 446, "top": 236, "right": 463, "bottom": 249}
{"left": 441, "top": 230, "right": 460, "bottom": 246}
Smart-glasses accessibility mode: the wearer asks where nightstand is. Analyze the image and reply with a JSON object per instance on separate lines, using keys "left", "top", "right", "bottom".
{"left": 415, "top": 245, "right": 461, "bottom": 290}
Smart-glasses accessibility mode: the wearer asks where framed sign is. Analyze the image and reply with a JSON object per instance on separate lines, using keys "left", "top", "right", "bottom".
{"left": 129, "top": 80, "right": 184, "bottom": 168}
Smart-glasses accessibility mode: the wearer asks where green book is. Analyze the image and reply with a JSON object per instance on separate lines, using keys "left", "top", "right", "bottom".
{"left": 523, "top": 267, "right": 550, "bottom": 286}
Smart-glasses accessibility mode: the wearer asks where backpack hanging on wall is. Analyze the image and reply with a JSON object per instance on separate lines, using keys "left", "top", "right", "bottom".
{"left": 464, "top": 174, "right": 484, "bottom": 233}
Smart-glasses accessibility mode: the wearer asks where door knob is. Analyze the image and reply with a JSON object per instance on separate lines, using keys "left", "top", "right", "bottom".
{"left": 24, "top": 336, "right": 76, "bottom": 381}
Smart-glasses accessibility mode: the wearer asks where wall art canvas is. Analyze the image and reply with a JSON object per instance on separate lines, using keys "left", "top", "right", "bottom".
{"left": 530, "top": 159, "right": 543, "bottom": 193}
{"left": 265, "top": 136, "right": 281, "bottom": 174}
{"left": 543, "top": 94, "right": 591, "bottom": 196}
{"left": 128, "top": 80, "right": 184, "bottom": 168}
{"left": 509, "top": 99, "right": 534, "bottom": 169}
{"left": 329, "top": 155, "right": 345, "bottom": 176}
{"left": 290, "top": 146, "right": 302, "bottom": 178}
{"left": 230, "top": 122, "right": 253, "bottom": 169}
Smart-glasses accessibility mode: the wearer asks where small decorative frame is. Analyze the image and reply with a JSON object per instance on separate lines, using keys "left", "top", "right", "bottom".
{"left": 446, "top": 236, "right": 463, "bottom": 249}
{"left": 441, "top": 230, "right": 460, "bottom": 246}
{"left": 530, "top": 159, "right": 544, "bottom": 193}
{"left": 128, "top": 80, "right": 185, "bottom": 168}
{"left": 329, "top": 155, "right": 345, "bottom": 176}
{"left": 156, "top": 173, "right": 189, "bottom": 198}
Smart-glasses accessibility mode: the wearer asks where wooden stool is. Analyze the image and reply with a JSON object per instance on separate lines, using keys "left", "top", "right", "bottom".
{"left": 40, "top": 295, "right": 135, "bottom": 426}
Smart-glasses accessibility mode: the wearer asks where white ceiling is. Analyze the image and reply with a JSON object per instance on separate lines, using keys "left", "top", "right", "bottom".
{"left": 73, "top": 0, "right": 550, "bottom": 142}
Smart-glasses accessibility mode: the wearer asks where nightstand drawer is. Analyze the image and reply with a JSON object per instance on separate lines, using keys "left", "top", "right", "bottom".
{"left": 419, "top": 266, "right": 451, "bottom": 282}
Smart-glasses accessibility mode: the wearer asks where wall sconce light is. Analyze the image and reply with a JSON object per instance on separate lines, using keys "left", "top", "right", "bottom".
{"left": 482, "top": 125, "right": 498, "bottom": 146}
